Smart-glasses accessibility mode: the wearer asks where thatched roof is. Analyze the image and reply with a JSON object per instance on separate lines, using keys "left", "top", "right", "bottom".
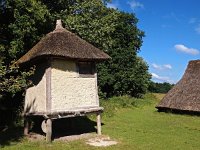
{"left": 16, "top": 20, "right": 110, "bottom": 65}
{"left": 156, "top": 60, "right": 200, "bottom": 112}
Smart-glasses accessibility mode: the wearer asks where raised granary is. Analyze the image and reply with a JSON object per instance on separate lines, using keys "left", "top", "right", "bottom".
{"left": 17, "top": 20, "right": 110, "bottom": 142}
{"left": 156, "top": 60, "right": 200, "bottom": 113}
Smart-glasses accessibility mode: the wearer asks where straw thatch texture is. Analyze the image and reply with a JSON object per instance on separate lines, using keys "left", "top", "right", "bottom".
{"left": 156, "top": 60, "right": 200, "bottom": 112}
{"left": 16, "top": 21, "right": 110, "bottom": 65}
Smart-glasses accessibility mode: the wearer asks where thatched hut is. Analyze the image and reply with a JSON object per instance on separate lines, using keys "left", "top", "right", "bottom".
{"left": 16, "top": 20, "right": 110, "bottom": 142}
{"left": 156, "top": 60, "right": 200, "bottom": 113}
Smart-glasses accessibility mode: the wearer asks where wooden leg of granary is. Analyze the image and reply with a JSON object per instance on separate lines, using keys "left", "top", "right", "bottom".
{"left": 24, "top": 117, "right": 30, "bottom": 135}
{"left": 96, "top": 113, "right": 102, "bottom": 135}
{"left": 46, "top": 118, "right": 52, "bottom": 142}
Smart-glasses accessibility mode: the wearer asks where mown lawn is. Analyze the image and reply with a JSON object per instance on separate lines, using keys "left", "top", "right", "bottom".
{"left": 1, "top": 93, "right": 200, "bottom": 150}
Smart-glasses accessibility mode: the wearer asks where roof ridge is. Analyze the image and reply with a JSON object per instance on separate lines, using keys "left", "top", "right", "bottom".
{"left": 52, "top": 19, "right": 72, "bottom": 34}
{"left": 55, "top": 19, "right": 63, "bottom": 30}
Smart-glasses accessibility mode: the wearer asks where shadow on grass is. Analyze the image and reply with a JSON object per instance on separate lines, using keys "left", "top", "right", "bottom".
{"left": 0, "top": 126, "right": 24, "bottom": 148}
{"left": 31, "top": 116, "right": 104, "bottom": 140}
{"left": 53, "top": 117, "right": 99, "bottom": 139}
{"left": 0, "top": 116, "right": 104, "bottom": 146}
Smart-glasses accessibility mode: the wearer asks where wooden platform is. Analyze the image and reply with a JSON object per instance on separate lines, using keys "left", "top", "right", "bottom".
{"left": 23, "top": 107, "right": 103, "bottom": 142}
{"left": 24, "top": 107, "right": 103, "bottom": 119}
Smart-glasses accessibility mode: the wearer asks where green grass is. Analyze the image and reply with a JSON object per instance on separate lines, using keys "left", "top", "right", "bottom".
{"left": 1, "top": 93, "right": 200, "bottom": 150}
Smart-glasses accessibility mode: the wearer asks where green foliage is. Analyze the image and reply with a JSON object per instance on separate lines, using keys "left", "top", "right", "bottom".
{"left": 100, "top": 96, "right": 135, "bottom": 117}
{"left": 1, "top": 0, "right": 150, "bottom": 99}
{"left": 0, "top": 0, "right": 46, "bottom": 126}
{"left": 0, "top": 0, "right": 50, "bottom": 98}
{"left": 59, "top": 0, "right": 150, "bottom": 97}
{"left": 100, "top": 93, "right": 155, "bottom": 117}
{"left": 0, "top": 64, "right": 34, "bottom": 96}
{"left": 1, "top": 0, "right": 50, "bottom": 61}
{"left": 0, "top": 63, "right": 34, "bottom": 126}
{"left": 148, "top": 81, "right": 174, "bottom": 93}
{"left": 0, "top": 0, "right": 151, "bottom": 126}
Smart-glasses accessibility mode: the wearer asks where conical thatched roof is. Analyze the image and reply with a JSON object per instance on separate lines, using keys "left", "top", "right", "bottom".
{"left": 156, "top": 60, "right": 200, "bottom": 112}
{"left": 16, "top": 20, "right": 110, "bottom": 65}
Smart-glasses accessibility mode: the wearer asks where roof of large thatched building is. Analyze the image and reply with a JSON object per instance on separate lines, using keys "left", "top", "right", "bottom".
{"left": 156, "top": 60, "right": 200, "bottom": 112}
{"left": 16, "top": 20, "right": 110, "bottom": 65}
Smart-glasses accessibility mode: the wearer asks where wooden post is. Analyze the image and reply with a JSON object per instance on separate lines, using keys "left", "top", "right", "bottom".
{"left": 46, "top": 119, "right": 52, "bottom": 142}
{"left": 96, "top": 113, "right": 102, "bottom": 135}
{"left": 24, "top": 117, "right": 30, "bottom": 135}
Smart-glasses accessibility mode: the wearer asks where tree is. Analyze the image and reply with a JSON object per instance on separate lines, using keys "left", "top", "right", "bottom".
{"left": 0, "top": 0, "right": 151, "bottom": 126}
{"left": 0, "top": 0, "right": 150, "bottom": 99}
{"left": 148, "top": 81, "right": 174, "bottom": 93}
{"left": 0, "top": 0, "right": 48, "bottom": 126}
{"left": 0, "top": 0, "right": 50, "bottom": 97}
{"left": 49, "top": 0, "right": 151, "bottom": 97}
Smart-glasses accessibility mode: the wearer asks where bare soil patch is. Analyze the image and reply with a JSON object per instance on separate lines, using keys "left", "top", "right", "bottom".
{"left": 86, "top": 135, "right": 117, "bottom": 147}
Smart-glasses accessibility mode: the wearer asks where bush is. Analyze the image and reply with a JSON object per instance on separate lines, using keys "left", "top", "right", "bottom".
{"left": 100, "top": 93, "right": 157, "bottom": 117}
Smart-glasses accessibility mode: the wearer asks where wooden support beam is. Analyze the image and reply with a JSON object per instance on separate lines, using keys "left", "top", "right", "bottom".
{"left": 46, "top": 60, "right": 52, "bottom": 113}
{"left": 24, "top": 117, "right": 30, "bottom": 135}
{"left": 46, "top": 119, "right": 52, "bottom": 142}
{"left": 96, "top": 113, "right": 102, "bottom": 135}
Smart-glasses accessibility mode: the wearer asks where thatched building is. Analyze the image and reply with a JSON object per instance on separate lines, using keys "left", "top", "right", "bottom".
{"left": 156, "top": 60, "right": 200, "bottom": 113}
{"left": 16, "top": 20, "right": 110, "bottom": 142}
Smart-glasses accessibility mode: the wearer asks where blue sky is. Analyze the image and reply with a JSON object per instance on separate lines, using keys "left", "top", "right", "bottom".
{"left": 107, "top": 0, "right": 200, "bottom": 83}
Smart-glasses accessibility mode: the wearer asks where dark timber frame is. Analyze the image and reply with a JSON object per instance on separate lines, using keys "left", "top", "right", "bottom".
{"left": 46, "top": 59, "right": 52, "bottom": 113}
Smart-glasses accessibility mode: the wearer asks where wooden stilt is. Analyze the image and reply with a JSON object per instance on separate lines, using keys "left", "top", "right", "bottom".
{"left": 46, "top": 119, "right": 52, "bottom": 142}
{"left": 24, "top": 117, "right": 30, "bottom": 135}
{"left": 96, "top": 113, "right": 102, "bottom": 135}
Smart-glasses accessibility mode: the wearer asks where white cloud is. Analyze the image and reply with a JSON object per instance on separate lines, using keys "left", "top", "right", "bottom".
{"left": 151, "top": 73, "right": 173, "bottom": 83}
{"left": 163, "top": 12, "right": 181, "bottom": 23}
{"left": 189, "top": 18, "right": 197, "bottom": 24}
{"left": 151, "top": 73, "right": 162, "bottom": 79}
{"left": 187, "top": 19, "right": 200, "bottom": 34}
{"left": 195, "top": 24, "right": 200, "bottom": 34}
{"left": 152, "top": 63, "right": 162, "bottom": 70}
{"left": 152, "top": 63, "right": 172, "bottom": 70}
{"left": 107, "top": 3, "right": 118, "bottom": 9}
{"left": 163, "top": 64, "right": 172, "bottom": 69}
{"left": 127, "top": 0, "right": 144, "bottom": 11}
{"left": 174, "top": 44, "right": 199, "bottom": 55}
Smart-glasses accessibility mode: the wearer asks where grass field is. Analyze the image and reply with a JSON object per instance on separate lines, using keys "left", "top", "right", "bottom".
{"left": 1, "top": 93, "right": 200, "bottom": 150}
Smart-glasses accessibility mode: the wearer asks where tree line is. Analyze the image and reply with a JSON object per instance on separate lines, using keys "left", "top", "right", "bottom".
{"left": 148, "top": 81, "right": 174, "bottom": 93}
